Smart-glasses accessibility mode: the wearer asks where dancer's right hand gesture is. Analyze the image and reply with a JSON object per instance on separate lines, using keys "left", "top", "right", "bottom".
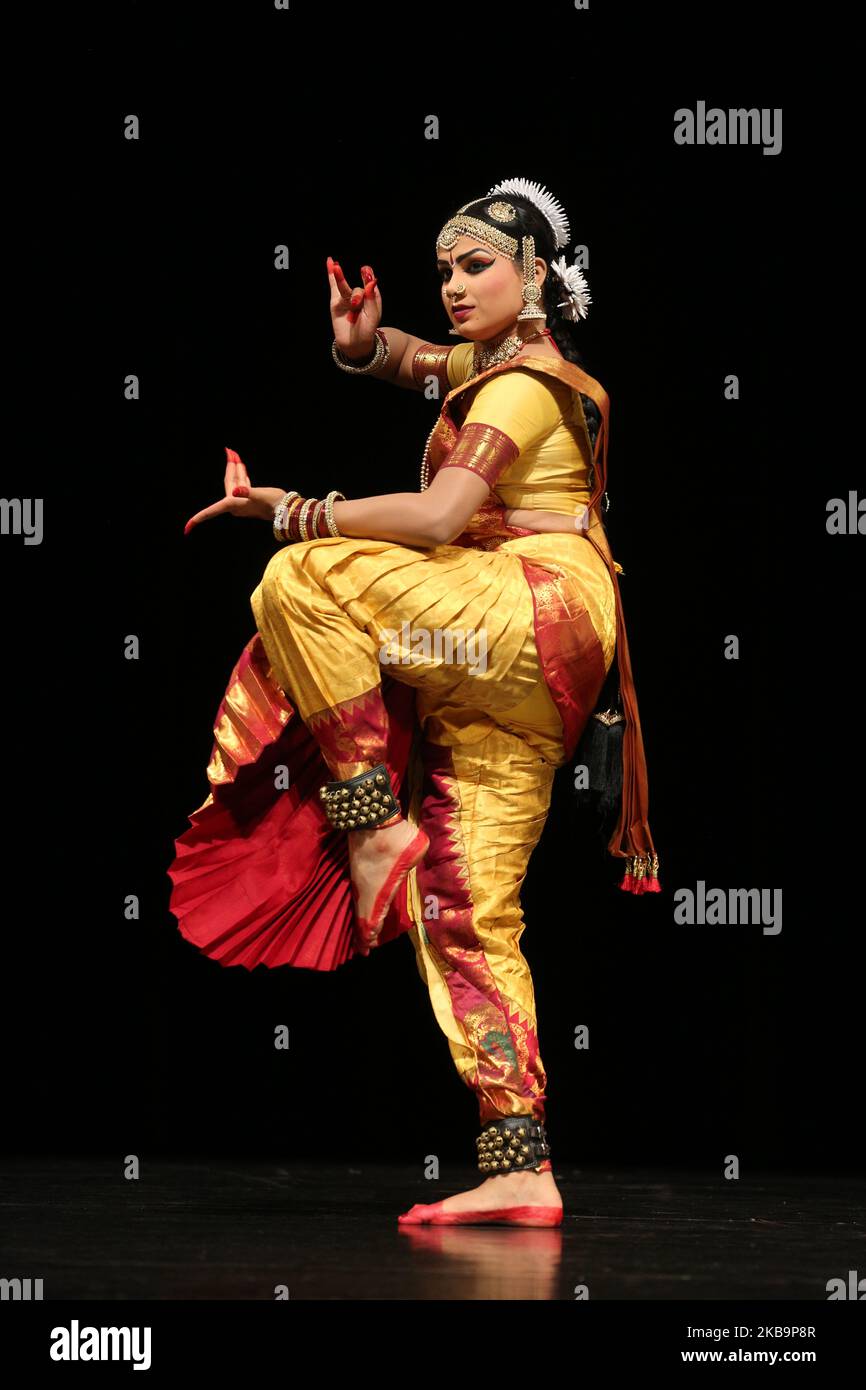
{"left": 328, "top": 257, "right": 381, "bottom": 358}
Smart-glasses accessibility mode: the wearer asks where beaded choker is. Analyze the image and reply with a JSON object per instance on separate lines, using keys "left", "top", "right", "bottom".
{"left": 471, "top": 327, "right": 546, "bottom": 376}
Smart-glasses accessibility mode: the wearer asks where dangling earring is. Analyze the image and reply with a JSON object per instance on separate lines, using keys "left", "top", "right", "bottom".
{"left": 447, "top": 281, "right": 467, "bottom": 335}
{"left": 516, "top": 235, "right": 546, "bottom": 323}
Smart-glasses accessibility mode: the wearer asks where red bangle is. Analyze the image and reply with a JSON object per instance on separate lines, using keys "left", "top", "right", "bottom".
{"left": 282, "top": 495, "right": 303, "bottom": 541}
{"left": 312, "top": 499, "right": 329, "bottom": 538}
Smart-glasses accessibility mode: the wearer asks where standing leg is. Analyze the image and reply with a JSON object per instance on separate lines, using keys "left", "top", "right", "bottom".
{"left": 398, "top": 722, "right": 566, "bottom": 1226}
{"left": 406, "top": 725, "right": 556, "bottom": 1131}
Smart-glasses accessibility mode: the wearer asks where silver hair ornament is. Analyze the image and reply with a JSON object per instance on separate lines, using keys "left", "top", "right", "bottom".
{"left": 550, "top": 254, "right": 592, "bottom": 322}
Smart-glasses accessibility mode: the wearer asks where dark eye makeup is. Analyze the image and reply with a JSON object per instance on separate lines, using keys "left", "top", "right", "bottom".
{"left": 438, "top": 260, "right": 492, "bottom": 282}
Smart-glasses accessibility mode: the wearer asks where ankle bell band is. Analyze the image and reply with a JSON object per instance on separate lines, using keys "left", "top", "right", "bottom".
{"left": 318, "top": 761, "right": 400, "bottom": 830}
{"left": 476, "top": 1116, "right": 551, "bottom": 1173}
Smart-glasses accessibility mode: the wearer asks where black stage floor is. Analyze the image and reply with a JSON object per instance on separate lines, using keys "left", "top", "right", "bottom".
{"left": 1, "top": 1159, "right": 863, "bottom": 1301}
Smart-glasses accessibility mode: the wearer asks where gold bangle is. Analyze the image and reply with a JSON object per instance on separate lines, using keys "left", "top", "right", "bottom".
{"left": 331, "top": 329, "right": 390, "bottom": 375}
{"left": 324, "top": 489, "right": 346, "bottom": 537}
{"left": 282, "top": 495, "right": 304, "bottom": 542}
{"left": 272, "top": 489, "right": 301, "bottom": 543}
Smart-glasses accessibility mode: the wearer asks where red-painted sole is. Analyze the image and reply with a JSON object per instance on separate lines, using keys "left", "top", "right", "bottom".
{"left": 352, "top": 825, "right": 430, "bottom": 954}
{"left": 397, "top": 1202, "right": 563, "bottom": 1228}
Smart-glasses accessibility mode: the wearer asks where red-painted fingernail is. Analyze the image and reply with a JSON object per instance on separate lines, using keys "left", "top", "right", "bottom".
{"left": 361, "top": 266, "right": 372, "bottom": 283}
{"left": 327, "top": 256, "right": 334, "bottom": 271}
{"left": 364, "top": 279, "right": 378, "bottom": 298}
{"left": 184, "top": 521, "right": 193, "bottom": 535}
{"left": 232, "top": 486, "right": 248, "bottom": 497}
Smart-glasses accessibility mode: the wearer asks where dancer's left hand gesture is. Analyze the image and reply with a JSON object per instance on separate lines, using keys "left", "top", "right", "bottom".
{"left": 223, "top": 445, "right": 251, "bottom": 499}
{"left": 183, "top": 447, "right": 285, "bottom": 534}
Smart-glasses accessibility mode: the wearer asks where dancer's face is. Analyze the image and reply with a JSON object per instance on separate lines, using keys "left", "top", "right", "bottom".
{"left": 436, "top": 234, "right": 547, "bottom": 340}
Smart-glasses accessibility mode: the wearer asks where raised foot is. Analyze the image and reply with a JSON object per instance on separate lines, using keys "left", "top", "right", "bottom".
{"left": 349, "top": 816, "right": 429, "bottom": 955}
{"left": 398, "top": 1167, "right": 563, "bottom": 1227}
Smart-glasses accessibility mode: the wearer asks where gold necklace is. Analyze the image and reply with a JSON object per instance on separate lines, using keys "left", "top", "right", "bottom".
{"left": 472, "top": 327, "right": 546, "bottom": 375}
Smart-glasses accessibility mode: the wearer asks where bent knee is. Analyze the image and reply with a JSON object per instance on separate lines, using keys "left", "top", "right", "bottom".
{"left": 252, "top": 545, "right": 313, "bottom": 618}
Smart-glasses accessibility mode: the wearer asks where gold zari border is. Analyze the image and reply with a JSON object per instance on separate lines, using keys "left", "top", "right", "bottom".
{"left": 411, "top": 343, "right": 452, "bottom": 391}
{"left": 437, "top": 421, "right": 520, "bottom": 488}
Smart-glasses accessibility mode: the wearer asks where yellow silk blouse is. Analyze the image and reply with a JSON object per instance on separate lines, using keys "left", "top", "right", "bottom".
{"left": 444, "top": 340, "right": 594, "bottom": 517}
{"left": 421, "top": 339, "right": 617, "bottom": 673}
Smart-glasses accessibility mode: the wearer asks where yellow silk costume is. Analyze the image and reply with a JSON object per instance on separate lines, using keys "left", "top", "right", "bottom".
{"left": 247, "top": 340, "right": 622, "bottom": 1127}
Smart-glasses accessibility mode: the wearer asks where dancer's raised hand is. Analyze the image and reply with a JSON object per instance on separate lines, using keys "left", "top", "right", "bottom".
{"left": 328, "top": 256, "right": 381, "bottom": 358}
{"left": 183, "top": 449, "right": 286, "bottom": 533}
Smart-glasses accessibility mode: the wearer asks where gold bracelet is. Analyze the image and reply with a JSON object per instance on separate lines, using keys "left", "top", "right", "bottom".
{"left": 324, "top": 490, "right": 347, "bottom": 537}
{"left": 331, "top": 329, "right": 390, "bottom": 375}
{"left": 272, "top": 490, "right": 301, "bottom": 543}
{"left": 298, "top": 497, "right": 318, "bottom": 541}
{"left": 280, "top": 495, "right": 304, "bottom": 543}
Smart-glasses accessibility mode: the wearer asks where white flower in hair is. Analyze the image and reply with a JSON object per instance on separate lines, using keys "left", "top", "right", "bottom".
{"left": 550, "top": 255, "right": 592, "bottom": 322}
{"left": 485, "top": 176, "right": 571, "bottom": 250}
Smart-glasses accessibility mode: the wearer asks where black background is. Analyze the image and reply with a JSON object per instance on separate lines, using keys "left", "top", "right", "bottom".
{"left": 4, "top": 5, "right": 860, "bottom": 1173}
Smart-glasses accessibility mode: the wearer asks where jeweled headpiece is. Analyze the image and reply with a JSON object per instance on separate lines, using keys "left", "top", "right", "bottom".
{"left": 485, "top": 177, "right": 571, "bottom": 250}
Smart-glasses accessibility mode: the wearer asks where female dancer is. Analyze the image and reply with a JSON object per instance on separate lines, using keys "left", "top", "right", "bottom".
{"left": 170, "top": 177, "right": 660, "bottom": 1227}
